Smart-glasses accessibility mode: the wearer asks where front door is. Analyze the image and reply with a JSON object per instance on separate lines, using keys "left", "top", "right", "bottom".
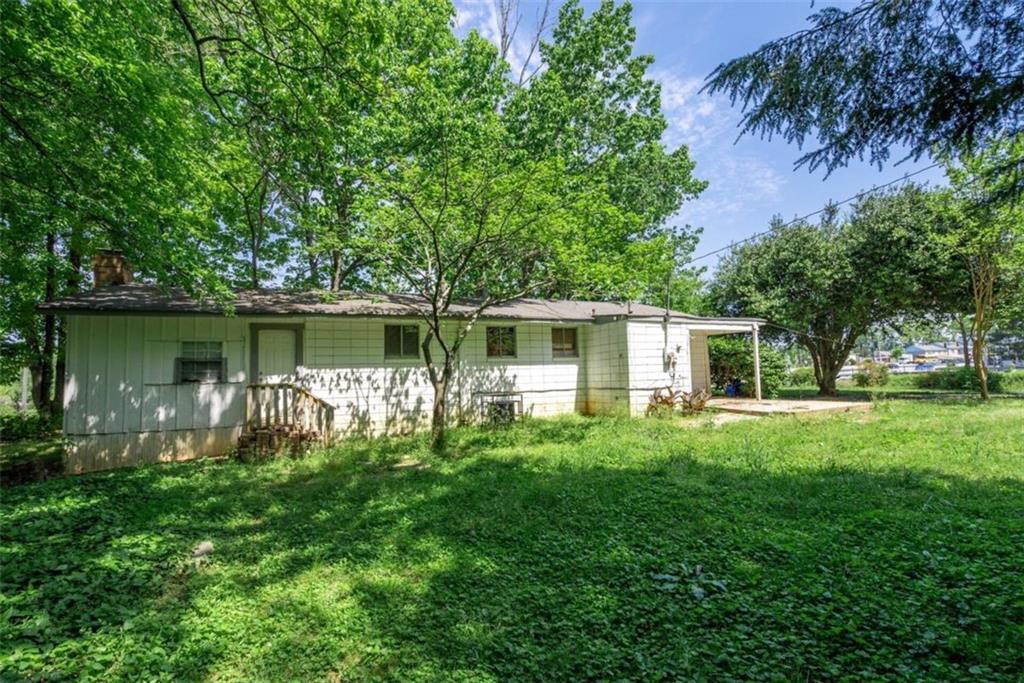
{"left": 257, "top": 329, "right": 297, "bottom": 382}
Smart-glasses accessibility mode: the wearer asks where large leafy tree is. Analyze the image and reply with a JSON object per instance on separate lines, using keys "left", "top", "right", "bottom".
{"left": 360, "top": 32, "right": 618, "bottom": 449}
{"left": 1, "top": 0, "right": 225, "bottom": 414}
{"left": 504, "top": 0, "right": 706, "bottom": 299}
{"left": 1, "top": 0, "right": 444, "bottom": 413}
{"left": 929, "top": 137, "right": 1024, "bottom": 398}
{"left": 704, "top": 0, "right": 1024, "bottom": 187}
{"left": 713, "top": 186, "right": 943, "bottom": 394}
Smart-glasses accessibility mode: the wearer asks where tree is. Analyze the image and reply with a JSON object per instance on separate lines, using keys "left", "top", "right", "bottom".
{"left": 1, "top": 0, "right": 449, "bottom": 412}
{"left": 504, "top": 0, "right": 706, "bottom": 299}
{"left": 712, "top": 186, "right": 942, "bottom": 395}
{"left": 704, "top": 0, "right": 1024, "bottom": 191}
{"left": 930, "top": 137, "right": 1024, "bottom": 398}
{"left": 359, "top": 32, "right": 624, "bottom": 449}
{"left": 1, "top": 0, "right": 229, "bottom": 415}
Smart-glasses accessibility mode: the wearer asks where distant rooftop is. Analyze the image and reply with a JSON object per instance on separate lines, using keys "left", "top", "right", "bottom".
{"left": 39, "top": 283, "right": 762, "bottom": 324}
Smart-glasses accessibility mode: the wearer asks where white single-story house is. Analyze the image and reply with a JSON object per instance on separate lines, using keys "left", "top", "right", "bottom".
{"left": 41, "top": 254, "right": 765, "bottom": 473}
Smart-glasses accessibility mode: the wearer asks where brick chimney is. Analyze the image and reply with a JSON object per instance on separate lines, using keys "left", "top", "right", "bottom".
{"left": 92, "top": 249, "right": 134, "bottom": 288}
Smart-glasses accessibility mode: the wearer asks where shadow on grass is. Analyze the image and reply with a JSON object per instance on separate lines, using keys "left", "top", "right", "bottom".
{"left": 2, "top": 415, "right": 1022, "bottom": 680}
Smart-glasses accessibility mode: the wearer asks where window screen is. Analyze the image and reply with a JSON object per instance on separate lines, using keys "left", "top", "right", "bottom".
{"left": 551, "top": 328, "right": 578, "bottom": 358}
{"left": 486, "top": 326, "right": 516, "bottom": 358}
{"left": 384, "top": 325, "right": 420, "bottom": 358}
{"left": 176, "top": 341, "right": 225, "bottom": 383}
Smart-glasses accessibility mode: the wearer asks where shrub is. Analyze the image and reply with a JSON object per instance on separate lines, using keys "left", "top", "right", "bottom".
{"left": 787, "top": 366, "right": 816, "bottom": 386}
{"left": 1003, "top": 370, "right": 1024, "bottom": 393}
{"left": 852, "top": 360, "right": 890, "bottom": 387}
{"left": 913, "top": 366, "right": 1005, "bottom": 392}
{"left": 646, "top": 387, "right": 711, "bottom": 416}
{"left": 708, "top": 336, "right": 785, "bottom": 398}
{"left": 0, "top": 411, "right": 59, "bottom": 442}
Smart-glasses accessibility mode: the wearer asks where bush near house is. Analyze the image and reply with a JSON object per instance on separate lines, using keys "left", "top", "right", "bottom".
{"left": 0, "top": 411, "right": 59, "bottom": 443}
{"left": 786, "top": 366, "right": 816, "bottom": 386}
{"left": 708, "top": 336, "right": 785, "bottom": 398}
{"left": 914, "top": 366, "right": 1008, "bottom": 392}
{"left": 852, "top": 360, "right": 890, "bottom": 387}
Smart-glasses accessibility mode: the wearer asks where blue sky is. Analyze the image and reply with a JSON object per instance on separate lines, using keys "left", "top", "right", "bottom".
{"left": 454, "top": 0, "right": 948, "bottom": 273}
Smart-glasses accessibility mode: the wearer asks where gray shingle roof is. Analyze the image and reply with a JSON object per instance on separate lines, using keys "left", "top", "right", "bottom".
{"left": 39, "top": 283, "right": 761, "bottom": 324}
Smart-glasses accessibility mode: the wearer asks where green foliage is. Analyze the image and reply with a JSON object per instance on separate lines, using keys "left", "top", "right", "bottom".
{"left": 927, "top": 137, "right": 1024, "bottom": 396}
{"left": 852, "top": 360, "right": 890, "bottom": 387}
{"left": 503, "top": 0, "right": 706, "bottom": 300}
{"left": 707, "top": 336, "right": 785, "bottom": 398}
{"left": 786, "top": 366, "right": 816, "bottom": 386}
{"left": 712, "top": 185, "right": 943, "bottom": 394}
{"left": 0, "top": 411, "right": 59, "bottom": 443}
{"left": 2, "top": 403, "right": 1023, "bottom": 679}
{"left": 705, "top": 0, "right": 1024, "bottom": 186}
{"left": 914, "top": 367, "right": 1007, "bottom": 393}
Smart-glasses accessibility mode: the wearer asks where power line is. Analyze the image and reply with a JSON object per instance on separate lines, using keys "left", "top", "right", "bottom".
{"left": 681, "top": 161, "right": 943, "bottom": 268}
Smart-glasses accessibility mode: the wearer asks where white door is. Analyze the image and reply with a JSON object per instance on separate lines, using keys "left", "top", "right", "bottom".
{"left": 257, "top": 329, "right": 297, "bottom": 382}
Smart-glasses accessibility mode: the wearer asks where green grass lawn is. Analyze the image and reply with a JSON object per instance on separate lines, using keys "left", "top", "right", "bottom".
{"left": 2, "top": 401, "right": 1023, "bottom": 680}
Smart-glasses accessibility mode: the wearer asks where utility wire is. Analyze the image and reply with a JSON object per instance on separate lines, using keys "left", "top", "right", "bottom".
{"left": 681, "top": 161, "right": 943, "bottom": 268}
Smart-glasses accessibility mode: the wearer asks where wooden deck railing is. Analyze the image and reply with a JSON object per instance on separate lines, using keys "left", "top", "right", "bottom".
{"left": 245, "top": 383, "right": 335, "bottom": 441}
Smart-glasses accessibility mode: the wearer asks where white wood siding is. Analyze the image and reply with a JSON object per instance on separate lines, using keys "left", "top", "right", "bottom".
{"left": 64, "top": 315, "right": 247, "bottom": 438}
{"left": 62, "top": 313, "right": 726, "bottom": 470}
{"left": 299, "top": 318, "right": 587, "bottom": 435}
{"left": 624, "top": 321, "right": 694, "bottom": 415}
{"left": 582, "top": 320, "right": 629, "bottom": 414}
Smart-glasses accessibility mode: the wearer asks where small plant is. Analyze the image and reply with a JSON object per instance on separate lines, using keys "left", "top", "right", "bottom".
{"left": 0, "top": 411, "right": 60, "bottom": 442}
{"left": 647, "top": 387, "right": 683, "bottom": 417}
{"left": 678, "top": 388, "right": 711, "bottom": 414}
{"left": 646, "top": 387, "right": 710, "bottom": 416}
{"left": 852, "top": 360, "right": 890, "bottom": 387}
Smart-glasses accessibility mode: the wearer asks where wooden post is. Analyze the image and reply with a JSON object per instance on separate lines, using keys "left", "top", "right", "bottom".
{"left": 752, "top": 323, "right": 762, "bottom": 401}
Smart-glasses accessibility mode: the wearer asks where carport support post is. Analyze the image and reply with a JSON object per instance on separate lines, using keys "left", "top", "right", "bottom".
{"left": 752, "top": 324, "right": 762, "bottom": 401}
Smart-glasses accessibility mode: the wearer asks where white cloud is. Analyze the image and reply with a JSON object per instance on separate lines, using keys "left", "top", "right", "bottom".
{"left": 675, "top": 155, "right": 787, "bottom": 233}
{"left": 650, "top": 68, "right": 734, "bottom": 152}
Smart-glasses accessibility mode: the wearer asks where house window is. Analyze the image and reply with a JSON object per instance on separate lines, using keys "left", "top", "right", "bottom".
{"left": 385, "top": 324, "right": 420, "bottom": 359}
{"left": 551, "top": 328, "right": 578, "bottom": 358}
{"left": 486, "top": 326, "right": 516, "bottom": 358}
{"left": 176, "top": 341, "right": 225, "bottom": 383}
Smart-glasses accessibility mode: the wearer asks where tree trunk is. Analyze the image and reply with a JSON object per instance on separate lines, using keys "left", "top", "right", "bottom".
{"left": 55, "top": 241, "right": 81, "bottom": 411}
{"left": 430, "top": 378, "right": 447, "bottom": 451}
{"left": 331, "top": 250, "right": 343, "bottom": 292}
{"left": 817, "top": 370, "right": 838, "bottom": 396}
{"left": 958, "top": 317, "right": 971, "bottom": 368}
{"left": 250, "top": 239, "right": 259, "bottom": 289}
{"left": 972, "top": 335, "right": 989, "bottom": 400}
{"left": 806, "top": 341, "right": 841, "bottom": 396}
{"left": 33, "top": 232, "right": 58, "bottom": 417}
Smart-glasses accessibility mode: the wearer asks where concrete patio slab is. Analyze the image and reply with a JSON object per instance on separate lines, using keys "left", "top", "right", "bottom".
{"left": 707, "top": 397, "right": 872, "bottom": 417}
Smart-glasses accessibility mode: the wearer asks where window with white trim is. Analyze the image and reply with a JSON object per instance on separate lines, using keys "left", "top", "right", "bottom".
{"left": 176, "top": 341, "right": 225, "bottom": 383}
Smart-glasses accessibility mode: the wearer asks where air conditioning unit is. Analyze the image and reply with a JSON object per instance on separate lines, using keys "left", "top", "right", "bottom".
{"left": 476, "top": 392, "right": 524, "bottom": 426}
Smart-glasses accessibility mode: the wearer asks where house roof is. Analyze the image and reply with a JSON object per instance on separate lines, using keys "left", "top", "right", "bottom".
{"left": 38, "top": 283, "right": 763, "bottom": 325}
